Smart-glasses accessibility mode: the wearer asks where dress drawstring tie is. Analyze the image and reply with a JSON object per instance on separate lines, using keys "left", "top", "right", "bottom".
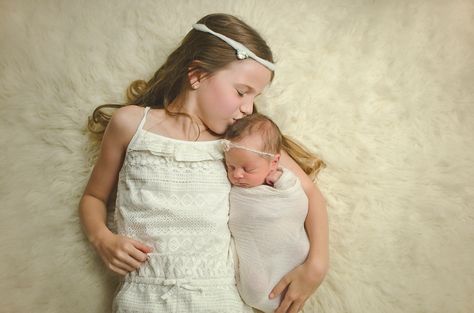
{"left": 160, "top": 278, "right": 204, "bottom": 300}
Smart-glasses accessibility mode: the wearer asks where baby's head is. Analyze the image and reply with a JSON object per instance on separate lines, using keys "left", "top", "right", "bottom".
{"left": 223, "top": 113, "right": 282, "bottom": 188}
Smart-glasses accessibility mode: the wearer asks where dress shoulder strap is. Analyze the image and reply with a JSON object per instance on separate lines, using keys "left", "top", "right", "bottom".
{"left": 137, "top": 106, "right": 151, "bottom": 131}
{"left": 126, "top": 106, "right": 151, "bottom": 151}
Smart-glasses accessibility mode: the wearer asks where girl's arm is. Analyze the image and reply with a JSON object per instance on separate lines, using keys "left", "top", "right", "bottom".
{"left": 78, "top": 105, "right": 153, "bottom": 275}
{"left": 270, "top": 149, "right": 329, "bottom": 313}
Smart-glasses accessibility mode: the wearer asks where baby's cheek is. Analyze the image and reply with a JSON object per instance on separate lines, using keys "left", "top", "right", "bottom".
{"left": 226, "top": 171, "right": 232, "bottom": 182}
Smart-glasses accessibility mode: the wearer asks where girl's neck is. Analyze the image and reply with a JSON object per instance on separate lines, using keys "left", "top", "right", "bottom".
{"left": 147, "top": 101, "right": 220, "bottom": 142}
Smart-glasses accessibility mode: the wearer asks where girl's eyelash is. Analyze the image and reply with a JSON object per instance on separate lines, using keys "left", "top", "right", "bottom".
{"left": 236, "top": 90, "right": 245, "bottom": 97}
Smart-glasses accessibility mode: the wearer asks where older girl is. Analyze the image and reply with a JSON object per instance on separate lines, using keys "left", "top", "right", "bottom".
{"left": 79, "top": 13, "right": 328, "bottom": 313}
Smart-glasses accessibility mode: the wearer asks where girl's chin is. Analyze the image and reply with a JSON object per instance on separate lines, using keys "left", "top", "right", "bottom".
{"left": 212, "top": 122, "right": 233, "bottom": 135}
{"left": 203, "top": 124, "right": 225, "bottom": 136}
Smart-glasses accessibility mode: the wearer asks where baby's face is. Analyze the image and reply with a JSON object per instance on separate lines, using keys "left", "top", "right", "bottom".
{"left": 224, "top": 135, "right": 277, "bottom": 188}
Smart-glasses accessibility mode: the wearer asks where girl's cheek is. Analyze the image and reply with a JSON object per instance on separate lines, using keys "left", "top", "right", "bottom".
{"left": 213, "top": 103, "right": 236, "bottom": 119}
{"left": 224, "top": 96, "right": 241, "bottom": 115}
{"left": 215, "top": 86, "right": 239, "bottom": 116}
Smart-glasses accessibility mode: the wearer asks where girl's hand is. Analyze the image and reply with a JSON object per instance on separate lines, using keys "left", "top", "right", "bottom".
{"left": 270, "top": 260, "right": 327, "bottom": 313}
{"left": 91, "top": 230, "right": 154, "bottom": 276}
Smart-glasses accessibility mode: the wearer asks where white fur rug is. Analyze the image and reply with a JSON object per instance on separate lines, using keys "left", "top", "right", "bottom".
{"left": 1, "top": 1, "right": 473, "bottom": 312}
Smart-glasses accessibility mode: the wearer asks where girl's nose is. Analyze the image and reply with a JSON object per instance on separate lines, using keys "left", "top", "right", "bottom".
{"left": 240, "top": 99, "right": 254, "bottom": 116}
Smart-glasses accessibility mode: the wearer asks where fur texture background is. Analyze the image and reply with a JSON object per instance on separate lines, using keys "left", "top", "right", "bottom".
{"left": 1, "top": 0, "right": 473, "bottom": 312}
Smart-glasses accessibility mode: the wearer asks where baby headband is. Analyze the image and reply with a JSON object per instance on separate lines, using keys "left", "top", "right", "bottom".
{"left": 221, "top": 139, "right": 275, "bottom": 158}
{"left": 192, "top": 23, "right": 275, "bottom": 71}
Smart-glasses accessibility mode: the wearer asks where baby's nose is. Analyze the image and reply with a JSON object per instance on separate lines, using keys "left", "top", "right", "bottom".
{"left": 233, "top": 169, "right": 244, "bottom": 178}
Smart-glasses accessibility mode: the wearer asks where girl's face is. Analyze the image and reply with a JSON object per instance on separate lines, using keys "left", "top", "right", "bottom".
{"left": 224, "top": 134, "right": 279, "bottom": 188}
{"left": 194, "top": 59, "right": 272, "bottom": 135}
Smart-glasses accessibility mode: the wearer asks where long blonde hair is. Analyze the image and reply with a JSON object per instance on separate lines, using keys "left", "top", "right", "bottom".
{"left": 224, "top": 113, "right": 326, "bottom": 179}
{"left": 88, "top": 13, "right": 274, "bottom": 136}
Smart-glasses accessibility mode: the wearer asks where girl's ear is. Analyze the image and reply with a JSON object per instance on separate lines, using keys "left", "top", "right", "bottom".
{"left": 187, "top": 61, "right": 206, "bottom": 89}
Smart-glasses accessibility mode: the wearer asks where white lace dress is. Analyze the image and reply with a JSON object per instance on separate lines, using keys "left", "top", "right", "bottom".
{"left": 111, "top": 106, "right": 254, "bottom": 313}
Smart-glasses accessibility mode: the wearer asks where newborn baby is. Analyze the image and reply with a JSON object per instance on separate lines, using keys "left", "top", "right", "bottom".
{"left": 223, "top": 113, "right": 310, "bottom": 313}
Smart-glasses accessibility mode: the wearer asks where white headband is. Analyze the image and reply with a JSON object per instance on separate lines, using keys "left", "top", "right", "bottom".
{"left": 221, "top": 139, "right": 275, "bottom": 158}
{"left": 192, "top": 23, "right": 275, "bottom": 71}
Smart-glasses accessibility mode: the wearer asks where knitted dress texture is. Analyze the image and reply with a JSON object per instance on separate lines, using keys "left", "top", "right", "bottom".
{"left": 111, "top": 106, "right": 253, "bottom": 313}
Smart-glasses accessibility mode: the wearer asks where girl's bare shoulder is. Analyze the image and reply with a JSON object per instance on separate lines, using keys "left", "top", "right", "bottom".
{"left": 106, "top": 105, "right": 146, "bottom": 148}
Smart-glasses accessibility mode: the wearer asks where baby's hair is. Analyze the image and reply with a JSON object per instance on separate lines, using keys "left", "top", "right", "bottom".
{"left": 224, "top": 113, "right": 282, "bottom": 154}
{"left": 88, "top": 13, "right": 274, "bottom": 136}
{"left": 224, "top": 113, "right": 326, "bottom": 179}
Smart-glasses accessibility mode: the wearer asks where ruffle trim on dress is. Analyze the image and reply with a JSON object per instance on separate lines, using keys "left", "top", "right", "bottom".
{"left": 128, "top": 130, "right": 225, "bottom": 161}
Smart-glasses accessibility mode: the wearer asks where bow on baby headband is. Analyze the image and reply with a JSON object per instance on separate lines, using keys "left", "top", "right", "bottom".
{"left": 221, "top": 139, "right": 275, "bottom": 158}
{"left": 192, "top": 23, "right": 275, "bottom": 71}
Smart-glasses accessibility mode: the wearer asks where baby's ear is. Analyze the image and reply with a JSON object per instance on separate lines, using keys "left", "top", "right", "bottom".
{"left": 271, "top": 153, "right": 281, "bottom": 170}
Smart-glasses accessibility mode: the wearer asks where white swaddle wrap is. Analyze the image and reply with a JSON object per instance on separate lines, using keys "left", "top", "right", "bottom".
{"left": 229, "top": 168, "right": 310, "bottom": 313}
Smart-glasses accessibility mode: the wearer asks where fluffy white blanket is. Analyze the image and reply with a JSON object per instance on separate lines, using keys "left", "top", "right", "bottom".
{"left": 1, "top": 1, "right": 473, "bottom": 312}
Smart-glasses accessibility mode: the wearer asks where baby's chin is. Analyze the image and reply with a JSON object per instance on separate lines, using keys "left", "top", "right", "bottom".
{"left": 232, "top": 183, "right": 251, "bottom": 188}
{"left": 230, "top": 181, "right": 261, "bottom": 188}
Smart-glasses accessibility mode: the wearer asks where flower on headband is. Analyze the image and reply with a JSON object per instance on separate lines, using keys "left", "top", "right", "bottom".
{"left": 221, "top": 139, "right": 232, "bottom": 152}
{"left": 236, "top": 50, "right": 249, "bottom": 60}
{"left": 192, "top": 23, "right": 275, "bottom": 71}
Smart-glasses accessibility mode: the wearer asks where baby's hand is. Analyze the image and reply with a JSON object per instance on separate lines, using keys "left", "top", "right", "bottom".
{"left": 92, "top": 230, "right": 153, "bottom": 276}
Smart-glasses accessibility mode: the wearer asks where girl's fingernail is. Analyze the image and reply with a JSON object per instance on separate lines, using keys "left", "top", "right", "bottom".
{"left": 269, "top": 293, "right": 274, "bottom": 299}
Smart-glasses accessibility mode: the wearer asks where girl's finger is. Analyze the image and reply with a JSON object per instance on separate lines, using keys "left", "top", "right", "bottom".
{"left": 270, "top": 276, "right": 290, "bottom": 299}
{"left": 288, "top": 300, "right": 302, "bottom": 313}
{"left": 130, "top": 239, "right": 153, "bottom": 253}
{"left": 297, "top": 303, "right": 304, "bottom": 312}
{"left": 121, "top": 253, "right": 144, "bottom": 270}
{"left": 111, "top": 257, "right": 137, "bottom": 273}
{"left": 128, "top": 244, "right": 151, "bottom": 263}
{"left": 110, "top": 250, "right": 140, "bottom": 271}
{"left": 275, "top": 297, "right": 292, "bottom": 313}
{"left": 108, "top": 263, "right": 129, "bottom": 276}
